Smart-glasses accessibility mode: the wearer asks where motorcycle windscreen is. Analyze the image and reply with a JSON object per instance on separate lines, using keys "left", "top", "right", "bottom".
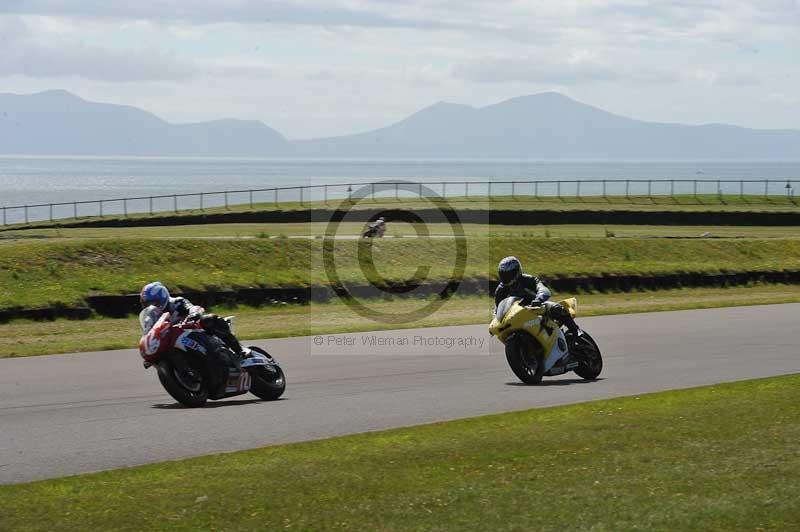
{"left": 139, "top": 305, "right": 163, "bottom": 333}
{"left": 495, "top": 296, "right": 521, "bottom": 322}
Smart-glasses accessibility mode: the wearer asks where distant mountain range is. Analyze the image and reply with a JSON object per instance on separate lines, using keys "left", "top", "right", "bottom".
{"left": 1, "top": 89, "right": 799, "bottom": 158}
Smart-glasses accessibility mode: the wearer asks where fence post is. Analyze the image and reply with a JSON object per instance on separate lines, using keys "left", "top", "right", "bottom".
{"left": 200, "top": 193, "right": 204, "bottom": 211}
{"left": 512, "top": 182, "right": 516, "bottom": 199}
{"left": 395, "top": 182, "right": 399, "bottom": 201}
{"left": 49, "top": 204, "right": 53, "bottom": 221}
{"left": 576, "top": 180, "right": 581, "bottom": 198}
{"left": 224, "top": 191, "right": 229, "bottom": 209}
{"left": 693, "top": 180, "right": 697, "bottom": 200}
{"left": 274, "top": 188, "right": 278, "bottom": 207}
{"left": 717, "top": 179, "right": 722, "bottom": 201}
{"left": 442, "top": 182, "right": 446, "bottom": 199}
{"left": 249, "top": 190, "right": 254, "bottom": 209}
{"left": 2, "top": 207, "right": 5, "bottom": 226}
{"left": 740, "top": 180, "right": 744, "bottom": 199}
{"left": 24, "top": 205, "right": 28, "bottom": 224}
{"left": 418, "top": 183, "right": 422, "bottom": 199}
{"left": 557, "top": 180, "right": 561, "bottom": 199}
{"left": 324, "top": 185, "right": 328, "bottom": 205}
{"left": 602, "top": 180, "right": 607, "bottom": 198}
{"left": 764, "top": 180, "right": 769, "bottom": 200}
{"left": 300, "top": 187, "right": 304, "bottom": 206}
{"left": 173, "top": 195, "right": 178, "bottom": 214}
{"left": 99, "top": 200, "right": 103, "bottom": 217}
{"left": 625, "top": 180, "right": 630, "bottom": 199}
{"left": 149, "top": 197, "right": 153, "bottom": 215}
{"left": 534, "top": 181, "right": 538, "bottom": 198}
{"left": 647, "top": 180, "right": 652, "bottom": 199}
{"left": 124, "top": 198, "right": 128, "bottom": 217}
{"left": 465, "top": 181, "right": 469, "bottom": 199}
{"left": 670, "top": 179, "right": 674, "bottom": 198}
{"left": 372, "top": 183, "right": 376, "bottom": 202}
{"left": 74, "top": 202, "right": 78, "bottom": 219}
{"left": 488, "top": 181, "right": 493, "bottom": 198}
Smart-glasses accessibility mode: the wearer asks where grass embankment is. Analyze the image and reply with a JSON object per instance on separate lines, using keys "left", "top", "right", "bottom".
{"left": 2, "top": 374, "right": 798, "bottom": 531}
{"left": 2, "top": 193, "right": 798, "bottom": 232}
{"left": 2, "top": 222, "right": 800, "bottom": 241}
{"left": 2, "top": 284, "right": 799, "bottom": 358}
{"left": 3, "top": 237, "right": 800, "bottom": 311}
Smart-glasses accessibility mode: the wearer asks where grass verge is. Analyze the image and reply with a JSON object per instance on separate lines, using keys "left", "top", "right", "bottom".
{"left": 3, "top": 237, "right": 800, "bottom": 311}
{"left": 2, "top": 283, "right": 798, "bottom": 358}
{"left": 1, "top": 222, "right": 799, "bottom": 241}
{"left": 2, "top": 374, "right": 798, "bottom": 531}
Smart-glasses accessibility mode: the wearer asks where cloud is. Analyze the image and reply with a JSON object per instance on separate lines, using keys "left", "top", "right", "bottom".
{"left": 0, "top": 17, "right": 197, "bottom": 81}
{"left": 0, "top": 0, "right": 467, "bottom": 30}
{"left": 452, "top": 52, "right": 678, "bottom": 85}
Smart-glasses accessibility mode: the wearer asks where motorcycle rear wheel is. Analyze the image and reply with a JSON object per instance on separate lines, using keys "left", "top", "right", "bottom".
{"left": 571, "top": 331, "right": 603, "bottom": 380}
{"left": 247, "top": 346, "right": 286, "bottom": 401}
{"left": 156, "top": 355, "right": 209, "bottom": 407}
{"left": 505, "top": 333, "right": 545, "bottom": 384}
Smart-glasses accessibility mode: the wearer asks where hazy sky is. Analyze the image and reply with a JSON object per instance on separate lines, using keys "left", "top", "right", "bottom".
{"left": 1, "top": 1, "right": 798, "bottom": 138}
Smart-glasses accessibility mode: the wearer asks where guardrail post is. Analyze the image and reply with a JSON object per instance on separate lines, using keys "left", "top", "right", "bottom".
{"left": 124, "top": 198, "right": 128, "bottom": 217}
{"left": 49, "top": 204, "right": 53, "bottom": 221}
{"left": 200, "top": 193, "right": 204, "bottom": 211}
{"left": 670, "top": 179, "right": 674, "bottom": 198}
{"left": 224, "top": 191, "right": 229, "bottom": 209}
{"left": 557, "top": 180, "right": 561, "bottom": 199}
{"left": 465, "top": 181, "right": 469, "bottom": 199}
{"left": 74, "top": 202, "right": 77, "bottom": 219}
{"left": 249, "top": 190, "right": 254, "bottom": 209}
{"left": 740, "top": 180, "right": 744, "bottom": 199}
{"left": 625, "top": 179, "right": 630, "bottom": 199}
{"left": 512, "top": 181, "right": 516, "bottom": 199}
{"left": 372, "top": 183, "right": 376, "bottom": 202}
{"left": 602, "top": 180, "right": 607, "bottom": 198}
{"left": 693, "top": 180, "right": 697, "bottom": 200}
{"left": 418, "top": 182, "right": 422, "bottom": 199}
{"left": 488, "top": 181, "right": 493, "bottom": 198}
{"left": 442, "top": 182, "right": 446, "bottom": 199}
{"left": 173, "top": 195, "right": 178, "bottom": 214}
{"left": 764, "top": 180, "right": 769, "bottom": 200}
{"left": 274, "top": 188, "right": 278, "bottom": 207}
{"left": 395, "top": 182, "right": 399, "bottom": 201}
{"left": 300, "top": 187, "right": 304, "bottom": 206}
{"left": 576, "top": 180, "right": 581, "bottom": 198}
{"left": 149, "top": 197, "right": 153, "bottom": 215}
{"left": 647, "top": 180, "right": 652, "bottom": 199}
{"left": 24, "top": 205, "right": 28, "bottom": 224}
{"left": 99, "top": 200, "right": 103, "bottom": 217}
{"left": 2, "top": 207, "right": 5, "bottom": 226}
{"left": 717, "top": 179, "right": 722, "bottom": 201}
{"left": 324, "top": 185, "right": 328, "bottom": 205}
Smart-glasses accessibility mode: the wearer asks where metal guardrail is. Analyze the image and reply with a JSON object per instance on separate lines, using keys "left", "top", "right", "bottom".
{"left": 1, "top": 178, "right": 796, "bottom": 226}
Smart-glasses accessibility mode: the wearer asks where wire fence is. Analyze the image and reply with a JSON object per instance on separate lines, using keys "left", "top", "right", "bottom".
{"left": 1, "top": 178, "right": 797, "bottom": 226}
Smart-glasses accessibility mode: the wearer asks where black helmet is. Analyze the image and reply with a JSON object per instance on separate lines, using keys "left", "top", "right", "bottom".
{"left": 498, "top": 256, "right": 521, "bottom": 285}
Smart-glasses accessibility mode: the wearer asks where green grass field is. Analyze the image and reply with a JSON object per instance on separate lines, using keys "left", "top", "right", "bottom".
{"left": 2, "top": 374, "right": 798, "bottom": 531}
{"left": 2, "top": 221, "right": 800, "bottom": 241}
{"left": 2, "top": 284, "right": 798, "bottom": 358}
{"left": 2, "top": 193, "right": 798, "bottom": 233}
{"left": 2, "top": 237, "right": 800, "bottom": 311}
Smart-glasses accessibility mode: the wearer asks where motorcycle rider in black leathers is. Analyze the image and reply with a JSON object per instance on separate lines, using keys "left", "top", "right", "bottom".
{"left": 494, "top": 256, "right": 582, "bottom": 344}
{"left": 140, "top": 281, "right": 244, "bottom": 398}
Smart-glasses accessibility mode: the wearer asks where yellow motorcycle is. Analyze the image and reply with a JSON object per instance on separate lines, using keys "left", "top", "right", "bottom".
{"left": 489, "top": 297, "right": 603, "bottom": 384}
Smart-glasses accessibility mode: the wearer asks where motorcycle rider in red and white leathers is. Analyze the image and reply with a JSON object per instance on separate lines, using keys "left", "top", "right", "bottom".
{"left": 140, "top": 281, "right": 244, "bottom": 397}
{"left": 140, "top": 281, "right": 243, "bottom": 354}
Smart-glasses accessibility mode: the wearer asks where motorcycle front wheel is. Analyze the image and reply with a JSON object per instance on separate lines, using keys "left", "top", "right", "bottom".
{"left": 505, "top": 333, "right": 545, "bottom": 384}
{"left": 156, "top": 353, "right": 209, "bottom": 407}
{"left": 247, "top": 346, "right": 286, "bottom": 401}
{"left": 571, "top": 331, "right": 603, "bottom": 380}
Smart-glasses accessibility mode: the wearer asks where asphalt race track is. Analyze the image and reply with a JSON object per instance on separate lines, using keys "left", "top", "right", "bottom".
{"left": 1, "top": 304, "right": 798, "bottom": 484}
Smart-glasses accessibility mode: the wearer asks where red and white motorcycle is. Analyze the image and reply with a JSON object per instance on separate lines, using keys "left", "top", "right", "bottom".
{"left": 138, "top": 306, "right": 286, "bottom": 407}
